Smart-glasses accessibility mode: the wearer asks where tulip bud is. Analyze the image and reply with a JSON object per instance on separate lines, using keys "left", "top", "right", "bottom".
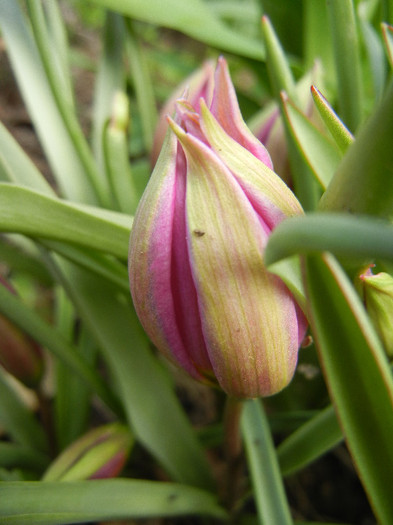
{"left": 129, "top": 57, "right": 307, "bottom": 398}
{"left": 360, "top": 268, "right": 393, "bottom": 358}
{"left": 42, "top": 423, "right": 133, "bottom": 481}
{"left": 0, "top": 276, "right": 43, "bottom": 388}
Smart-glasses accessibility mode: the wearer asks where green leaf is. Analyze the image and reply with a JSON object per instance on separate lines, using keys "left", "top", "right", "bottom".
{"left": 264, "top": 213, "right": 393, "bottom": 266}
{"left": 125, "top": 21, "right": 158, "bottom": 153}
{"left": 281, "top": 94, "right": 342, "bottom": 189}
{"left": 303, "top": 0, "right": 335, "bottom": 84}
{"left": 103, "top": 92, "right": 139, "bottom": 215}
{"left": 0, "top": 443, "right": 49, "bottom": 473}
{"left": 0, "top": 237, "right": 52, "bottom": 286}
{"left": 86, "top": 0, "right": 265, "bottom": 60}
{"left": 304, "top": 253, "right": 393, "bottom": 523}
{"left": 319, "top": 77, "right": 393, "bottom": 218}
{"left": 53, "top": 289, "right": 95, "bottom": 450}
{"left": 242, "top": 399, "right": 293, "bottom": 525}
{"left": 49, "top": 257, "right": 215, "bottom": 490}
{"left": 327, "top": 0, "right": 363, "bottom": 131}
{"left": 358, "top": 2, "right": 387, "bottom": 103}
{"left": 277, "top": 405, "right": 343, "bottom": 477}
{"left": 25, "top": 0, "right": 109, "bottom": 206}
{"left": 260, "top": 15, "right": 320, "bottom": 211}
{"left": 0, "top": 479, "right": 226, "bottom": 524}
{"left": 310, "top": 87, "right": 354, "bottom": 154}
{"left": 0, "top": 122, "right": 53, "bottom": 195}
{"left": 91, "top": 12, "right": 126, "bottom": 167}
{"left": 42, "top": 241, "right": 129, "bottom": 293}
{"left": 0, "top": 184, "right": 130, "bottom": 260}
{"left": 0, "top": 1, "right": 99, "bottom": 204}
{"left": 260, "top": 15, "right": 296, "bottom": 102}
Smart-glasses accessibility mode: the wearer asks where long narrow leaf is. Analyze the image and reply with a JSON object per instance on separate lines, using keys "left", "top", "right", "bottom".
{"left": 49, "top": 257, "right": 215, "bottom": 490}
{"left": 242, "top": 399, "right": 293, "bottom": 525}
{"left": 261, "top": 15, "right": 320, "bottom": 211}
{"left": 0, "top": 184, "right": 130, "bottom": 260}
{"left": 0, "top": 122, "right": 53, "bottom": 195}
{"left": 0, "top": 479, "right": 226, "bottom": 524}
{"left": 277, "top": 405, "right": 343, "bottom": 477}
{"left": 264, "top": 213, "right": 393, "bottom": 266}
{"left": 125, "top": 21, "right": 157, "bottom": 153}
{"left": 42, "top": 241, "right": 129, "bottom": 293}
{"left": 25, "top": 0, "right": 109, "bottom": 206}
{"left": 304, "top": 253, "right": 393, "bottom": 523}
{"left": 327, "top": 0, "right": 363, "bottom": 131}
{"left": 0, "top": 443, "right": 49, "bottom": 472}
{"left": 0, "top": 0, "right": 99, "bottom": 204}
{"left": 281, "top": 94, "right": 341, "bottom": 189}
{"left": 92, "top": 12, "right": 126, "bottom": 166}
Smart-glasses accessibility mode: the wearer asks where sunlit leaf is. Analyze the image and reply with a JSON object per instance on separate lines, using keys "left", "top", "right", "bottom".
{"left": 0, "top": 479, "right": 226, "bottom": 524}
{"left": 265, "top": 213, "right": 393, "bottom": 266}
{"left": 0, "top": 184, "right": 130, "bottom": 260}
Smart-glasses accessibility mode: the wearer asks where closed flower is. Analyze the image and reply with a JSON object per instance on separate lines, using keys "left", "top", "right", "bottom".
{"left": 129, "top": 58, "right": 307, "bottom": 398}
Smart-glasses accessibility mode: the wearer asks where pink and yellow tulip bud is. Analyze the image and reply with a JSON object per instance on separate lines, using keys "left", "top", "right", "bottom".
{"left": 360, "top": 268, "right": 393, "bottom": 358}
{"left": 129, "top": 57, "right": 307, "bottom": 398}
{"left": 0, "top": 277, "right": 43, "bottom": 388}
{"left": 42, "top": 423, "right": 133, "bottom": 481}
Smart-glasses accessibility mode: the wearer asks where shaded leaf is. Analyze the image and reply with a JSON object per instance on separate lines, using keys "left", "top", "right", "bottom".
{"left": 87, "top": 0, "right": 265, "bottom": 60}
{"left": 303, "top": 253, "right": 393, "bottom": 523}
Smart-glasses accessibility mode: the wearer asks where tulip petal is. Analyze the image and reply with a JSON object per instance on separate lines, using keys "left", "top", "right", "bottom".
{"left": 200, "top": 100, "right": 303, "bottom": 230}
{"left": 170, "top": 121, "right": 300, "bottom": 397}
{"left": 129, "top": 131, "right": 210, "bottom": 379}
{"left": 210, "top": 57, "right": 273, "bottom": 169}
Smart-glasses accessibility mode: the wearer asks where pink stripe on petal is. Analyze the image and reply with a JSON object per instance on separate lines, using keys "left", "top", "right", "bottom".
{"left": 210, "top": 57, "right": 273, "bottom": 169}
{"left": 129, "top": 134, "right": 205, "bottom": 379}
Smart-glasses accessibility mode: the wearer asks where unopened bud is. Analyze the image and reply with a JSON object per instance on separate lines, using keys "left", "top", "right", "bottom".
{"left": 43, "top": 423, "right": 133, "bottom": 481}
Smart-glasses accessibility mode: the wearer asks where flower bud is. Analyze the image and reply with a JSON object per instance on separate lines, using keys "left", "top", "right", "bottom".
{"left": 360, "top": 268, "right": 393, "bottom": 358}
{"left": 129, "top": 57, "right": 307, "bottom": 398}
{"left": 0, "top": 276, "right": 43, "bottom": 388}
{"left": 42, "top": 423, "right": 133, "bottom": 481}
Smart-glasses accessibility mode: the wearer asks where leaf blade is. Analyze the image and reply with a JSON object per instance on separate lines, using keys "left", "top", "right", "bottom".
{"left": 304, "top": 253, "right": 393, "bottom": 523}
